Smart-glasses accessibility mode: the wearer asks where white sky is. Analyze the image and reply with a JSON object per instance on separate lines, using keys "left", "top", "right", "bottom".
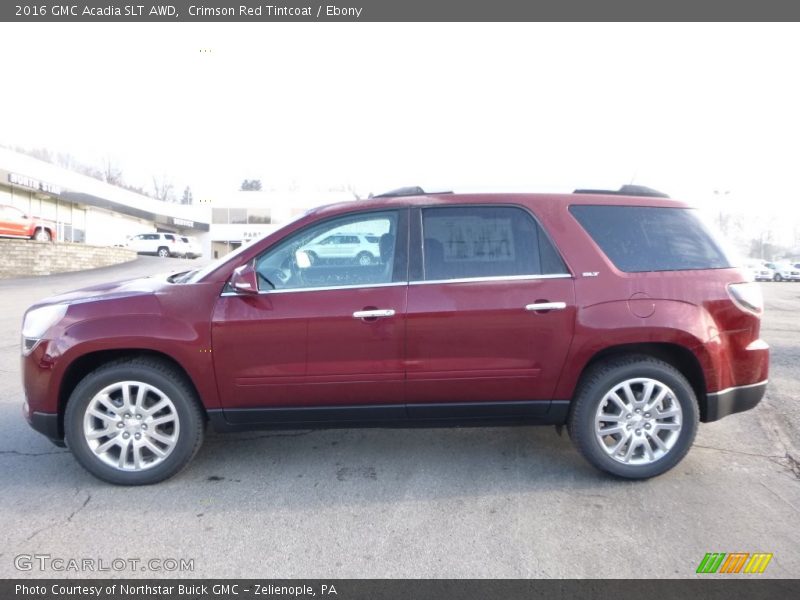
{"left": 1, "top": 22, "right": 799, "bottom": 242}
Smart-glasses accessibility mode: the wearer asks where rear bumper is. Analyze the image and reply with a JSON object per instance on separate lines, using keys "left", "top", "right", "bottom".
{"left": 703, "top": 380, "right": 767, "bottom": 422}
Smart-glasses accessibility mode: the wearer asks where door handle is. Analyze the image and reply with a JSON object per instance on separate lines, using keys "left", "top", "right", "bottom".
{"left": 525, "top": 302, "right": 567, "bottom": 312}
{"left": 353, "top": 309, "right": 396, "bottom": 319}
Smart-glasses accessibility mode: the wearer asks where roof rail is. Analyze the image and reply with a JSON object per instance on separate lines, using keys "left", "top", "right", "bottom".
{"left": 370, "top": 186, "right": 453, "bottom": 199}
{"left": 573, "top": 184, "right": 670, "bottom": 198}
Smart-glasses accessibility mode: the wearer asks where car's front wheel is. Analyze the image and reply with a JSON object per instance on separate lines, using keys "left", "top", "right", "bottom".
{"left": 64, "top": 358, "right": 204, "bottom": 485}
{"left": 568, "top": 356, "right": 699, "bottom": 479}
{"left": 157, "top": 247, "right": 170, "bottom": 258}
{"left": 356, "top": 251, "right": 373, "bottom": 266}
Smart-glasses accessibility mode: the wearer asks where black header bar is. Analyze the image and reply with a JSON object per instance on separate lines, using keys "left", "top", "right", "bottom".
{"left": 3, "top": 1, "right": 800, "bottom": 22}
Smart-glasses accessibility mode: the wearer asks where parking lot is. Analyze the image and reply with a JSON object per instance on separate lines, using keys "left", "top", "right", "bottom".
{"left": 0, "top": 258, "right": 798, "bottom": 578}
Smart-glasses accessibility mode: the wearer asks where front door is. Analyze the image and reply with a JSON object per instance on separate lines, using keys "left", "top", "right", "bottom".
{"left": 212, "top": 209, "right": 408, "bottom": 423}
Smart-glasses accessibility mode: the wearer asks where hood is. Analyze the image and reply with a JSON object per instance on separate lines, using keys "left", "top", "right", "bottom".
{"left": 29, "top": 273, "right": 174, "bottom": 309}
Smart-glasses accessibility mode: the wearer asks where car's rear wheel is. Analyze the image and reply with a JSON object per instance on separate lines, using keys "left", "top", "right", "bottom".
{"left": 33, "top": 228, "right": 51, "bottom": 242}
{"left": 64, "top": 358, "right": 204, "bottom": 485}
{"left": 356, "top": 251, "right": 373, "bottom": 266}
{"left": 157, "top": 247, "right": 170, "bottom": 258}
{"left": 568, "top": 356, "right": 699, "bottom": 479}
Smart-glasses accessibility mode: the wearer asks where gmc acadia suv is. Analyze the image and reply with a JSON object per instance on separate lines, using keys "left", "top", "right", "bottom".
{"left": 21, "top": 186, "right": 769, "bottom": 484}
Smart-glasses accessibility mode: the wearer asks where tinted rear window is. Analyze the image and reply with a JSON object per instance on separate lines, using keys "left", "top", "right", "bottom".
{"left": 570, "top": 205, "right": 733, "bottom": 272}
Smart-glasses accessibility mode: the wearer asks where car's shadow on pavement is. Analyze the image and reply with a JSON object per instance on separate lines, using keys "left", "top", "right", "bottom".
{"left": 4, "top": 420, "right": 627, "bottom": 499}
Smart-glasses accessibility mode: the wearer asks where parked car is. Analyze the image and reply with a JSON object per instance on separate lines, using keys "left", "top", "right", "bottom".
{"left": 179, "top": 236, "right": 203, "bottom": 259}
{"left": 21, "top": 186, "right": 769, "bottom": 484}
{"left": 300, "top": 231, "right": 381, "bottom": 265}
{"left": 0, "top": 204, "right": 55, "bottom": 241}
{"left": 765, "top": 261, "right": 800, "bottom": 282}
{"left": 743, "top": 259, "right": 775, "bottom": 282}
{"left": 125, "top": 232, "right": 184, "bottom": 257}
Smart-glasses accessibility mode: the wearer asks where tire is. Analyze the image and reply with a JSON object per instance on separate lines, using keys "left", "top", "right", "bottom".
{"left": 356, "top": 251, "right": 373, "bottom": 266}
{"left": 157, "top": 247, "right": 170, "bottom": 258}
{"left": 33, "top": 228, "right": 51, "bottom": 242}
{"left": 64, "top": 358, "right": 204, "bottom": 485}
{"left": 568, "top": 355, "right": 699, "bottom": 479}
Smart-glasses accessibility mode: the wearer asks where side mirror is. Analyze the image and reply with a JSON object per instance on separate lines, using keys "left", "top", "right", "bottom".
{"left": 295, "top": 250, "right": 312, "bottom": 269}
{"left": 230, "top": 262, "right": 259, "bottom": 294}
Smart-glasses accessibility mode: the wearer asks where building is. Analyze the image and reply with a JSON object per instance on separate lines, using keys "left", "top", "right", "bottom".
{"left": 0, "top": 147, "right": 208, "bottom": 248}
{"left": 203, "top": 190, "right": 357, "bottom": 259}
{"left": 1, "top": 147, "right": 358, "bottom": 261}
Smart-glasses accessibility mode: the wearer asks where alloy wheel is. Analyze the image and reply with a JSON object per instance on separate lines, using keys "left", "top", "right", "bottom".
{"left": 82, "top": 381, "right": 180, "bottom": 471}
{"left": 594, "top": 377, "right": 683, "bottom": 465}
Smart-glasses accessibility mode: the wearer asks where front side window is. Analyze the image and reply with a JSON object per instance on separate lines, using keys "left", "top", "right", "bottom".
{"left": 569, "top": 205, "right": 734, "bottom": 272}
{"left": 254, "top": 211, "right": 403, "bottom": 291}
{"left": 420, "top": 206, "right": 568, "bottom": 281}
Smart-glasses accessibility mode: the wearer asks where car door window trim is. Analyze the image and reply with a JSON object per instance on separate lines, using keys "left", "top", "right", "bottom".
{"left": 413, "top": 203, "right": 573, "bottom": 282}
{"left": 220, "top": 281, "right": 409, "bottom": 296}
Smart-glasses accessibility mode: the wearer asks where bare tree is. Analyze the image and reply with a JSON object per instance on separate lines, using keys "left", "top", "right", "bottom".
{"left": 102, "top": 157, "right": 124, "bottom": 186}
{"left": 152, "top": 175, "right": 175, "bottom": 202}
{"left": 240, "top": 179, "right": 262, "bottom": 191}
{"left": 181, "top": 186, "right": 194, "bottom": 205}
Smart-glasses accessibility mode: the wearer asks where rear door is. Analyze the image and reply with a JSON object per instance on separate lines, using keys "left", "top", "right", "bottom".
{"left": 405, "top": 205, "right": 576, "bottom": 418}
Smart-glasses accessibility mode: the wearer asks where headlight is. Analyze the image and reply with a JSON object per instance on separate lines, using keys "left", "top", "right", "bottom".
{"left": 21, "top": 304, "right": 68, "bottom": 355}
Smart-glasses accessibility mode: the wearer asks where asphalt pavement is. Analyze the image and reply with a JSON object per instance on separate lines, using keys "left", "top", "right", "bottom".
{"left": 0, "top": 258, "right": 797, "bottom": 578}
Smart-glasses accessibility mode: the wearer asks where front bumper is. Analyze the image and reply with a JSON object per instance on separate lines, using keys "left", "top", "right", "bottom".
{"left": 24, "top": 407, "right": 65, "bottom": 447}
{"left": 704, "top": 380, "right": 767, "bottom": 422}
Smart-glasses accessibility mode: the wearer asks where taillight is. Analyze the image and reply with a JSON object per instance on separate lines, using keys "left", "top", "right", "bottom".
{"left": 727, "top": 282, "right": 763, "bottom": 315}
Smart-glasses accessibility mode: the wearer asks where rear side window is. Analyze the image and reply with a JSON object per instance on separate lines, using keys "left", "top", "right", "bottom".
{"left": 421, "top": 206, "right": 568, "bottom": 281}
{"left": 570, "top": 205, "right": 733, "bottom": 272}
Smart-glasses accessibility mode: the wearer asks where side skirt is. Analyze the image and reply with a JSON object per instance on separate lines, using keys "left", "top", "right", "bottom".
{"left": 207, "top": 400, "right": 571, "bottom": 433}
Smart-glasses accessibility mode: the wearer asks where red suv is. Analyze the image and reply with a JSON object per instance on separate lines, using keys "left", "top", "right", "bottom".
{"left": 21, "top": 186, "right": 769, "bottom": 484}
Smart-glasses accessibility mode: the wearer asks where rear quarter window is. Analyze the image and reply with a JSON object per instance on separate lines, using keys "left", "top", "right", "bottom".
{"left": 570, "top": 205, "right": 733, "bottom": 272}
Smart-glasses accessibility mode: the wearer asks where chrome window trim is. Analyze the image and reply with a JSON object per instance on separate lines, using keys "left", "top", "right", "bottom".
{"left": 220, "top": 281, "right": 407, "bottom": 296}
{"left": 409, "top": 273, "right": 572, "bottom": 286}
{"left": 219, "top": 273, "right": 574, "bottom": 297}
